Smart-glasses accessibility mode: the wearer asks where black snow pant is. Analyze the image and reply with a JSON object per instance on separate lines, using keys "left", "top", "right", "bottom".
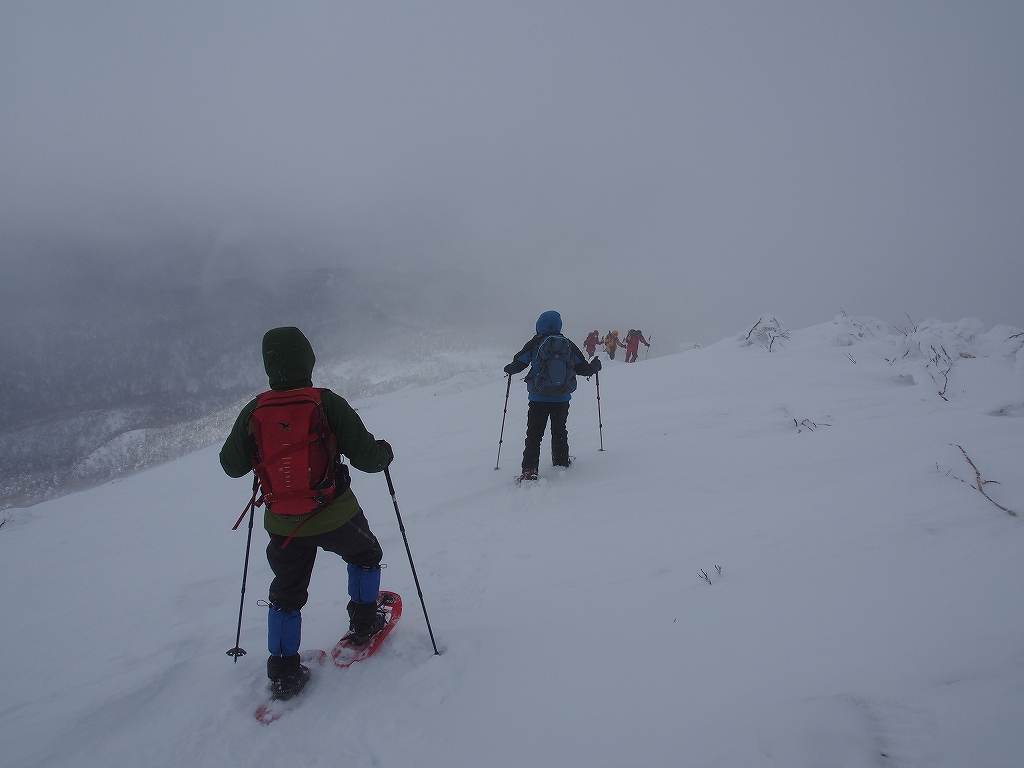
{"left": 522, "top": 400, "right": 570, "bottom": 471}
{"left": 266, "top": 509, "right": 383, "bottom": 612}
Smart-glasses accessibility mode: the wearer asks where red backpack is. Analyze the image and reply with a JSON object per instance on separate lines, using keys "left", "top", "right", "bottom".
{"left": 248, "top": 387, "right": 345, "bottom": 517}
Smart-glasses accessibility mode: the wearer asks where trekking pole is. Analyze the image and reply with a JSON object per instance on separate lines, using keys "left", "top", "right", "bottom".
{"left": 645, "top": 335, "right": 652, "bottom": 361}
{"left": 594, "top": 367, "right": 605, "bottom": 451}
{"left": 494, "top": 374, "right": 512, "bottom": 470}
{"left": 227, "top": 476, "right": 259, "bottom": 662}
{"left": 384, "top": 467, "right": 440, "bottom": 655}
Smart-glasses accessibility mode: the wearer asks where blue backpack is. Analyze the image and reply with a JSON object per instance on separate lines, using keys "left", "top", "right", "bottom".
{"left": 528, "top": 335, "right": 577, "bottom": 397}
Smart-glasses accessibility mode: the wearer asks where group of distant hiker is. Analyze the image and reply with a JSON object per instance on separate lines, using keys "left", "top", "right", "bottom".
{"left": 583, "top": 328, "right": 650, "bottom": 362}
{"left": 218, "top": 310, "right": 647, "bottom": 704}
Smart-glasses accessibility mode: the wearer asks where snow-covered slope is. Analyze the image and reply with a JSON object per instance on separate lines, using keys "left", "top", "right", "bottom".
{"left": 2, "top": 316, "right": 1022, "bottom": 768}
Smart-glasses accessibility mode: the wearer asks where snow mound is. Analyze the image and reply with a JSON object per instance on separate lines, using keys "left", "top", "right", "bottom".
{"left": 895, "top": 318, "right": 1022, "bottom": 361}
{"left": 825, "top": 314, "right": 888, "bottom": 346}
{"left": 884, "top": 319, "right": 1024, "bottom": 403}
{"left": 898, "top": 317, "right": 986, "bottom": 361}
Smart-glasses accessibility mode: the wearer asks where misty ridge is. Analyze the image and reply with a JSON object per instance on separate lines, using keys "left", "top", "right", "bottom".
{"left": 3, "top": 3, "right": 1022, "bottom": 512}
{"left": 0, "top": 233, "right": 517, "bottom": 510}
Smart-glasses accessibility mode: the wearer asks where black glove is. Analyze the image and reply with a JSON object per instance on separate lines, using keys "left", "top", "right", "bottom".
{"left": 376, "top": 439, "right": 394, "bottom": 464}
{"left": 503, "top": 363, "right": 517, "bottom": 374}
{"left": 590, "top": 358, "right": 602, "bottom": 373}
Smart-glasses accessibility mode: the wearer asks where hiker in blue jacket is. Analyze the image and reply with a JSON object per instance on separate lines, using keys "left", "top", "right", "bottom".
{"left": 503, "top": 310, "right": 601, "bottom": 482}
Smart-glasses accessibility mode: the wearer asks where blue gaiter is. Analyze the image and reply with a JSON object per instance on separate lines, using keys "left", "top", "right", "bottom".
{"left": 347, "top": 563, "right": 381, "bottom": 604}
{"left": 268, "top": 605, "right": 302, "bottom": 657}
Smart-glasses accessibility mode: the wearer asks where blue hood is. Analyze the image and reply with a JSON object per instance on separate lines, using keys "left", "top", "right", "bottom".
{"left": 536, "top": 310, "right": 563, "bottom": 336}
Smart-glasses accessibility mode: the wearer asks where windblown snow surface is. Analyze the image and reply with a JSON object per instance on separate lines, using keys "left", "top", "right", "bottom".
{"left": 2, "top": 315, "right": 1023, "bottom": 768}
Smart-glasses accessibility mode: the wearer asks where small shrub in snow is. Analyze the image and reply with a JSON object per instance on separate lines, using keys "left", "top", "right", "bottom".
{"left": 827, "top": 314, "right": 888, "bottom": 347}
{"left": 990, "top": 326, "right": 1024, "bottom": 358}
{"left": 737, "top": 316, "right": 790, "bottom": 351}
{"left": 927, "top": 346, "right": 954, "bottom": 401}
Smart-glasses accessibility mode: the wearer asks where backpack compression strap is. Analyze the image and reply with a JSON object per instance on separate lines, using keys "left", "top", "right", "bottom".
{"left": 232, "top": 475, "right": 260, "bottom": 531}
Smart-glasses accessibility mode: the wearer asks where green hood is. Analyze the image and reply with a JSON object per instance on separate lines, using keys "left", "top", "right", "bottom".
{"left": 262, "top": 327, "right": 316, "bottom": 390}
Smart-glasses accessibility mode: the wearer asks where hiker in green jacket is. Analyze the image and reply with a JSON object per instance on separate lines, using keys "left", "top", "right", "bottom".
{"left": 219, "top": 327, "right": 393, "bottom": 701}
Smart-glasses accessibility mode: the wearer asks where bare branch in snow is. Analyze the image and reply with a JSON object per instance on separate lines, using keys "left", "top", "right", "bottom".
{"left": 927, "top": 345, "right": 953, "bottom": 401}
{"left": 794, "top": 418, "right": 831, "bottom": 433}
{"left": 955, "top": 445, "right": 1016, "bottom": 516}
{"left": 700, "top": 569, "right": 712, "bottom": 585}
{"left": 940, "top": 463, "right": 968, "bottom": 485}
{"left": 895, "top": 313, "right": 918, "bottom": 338}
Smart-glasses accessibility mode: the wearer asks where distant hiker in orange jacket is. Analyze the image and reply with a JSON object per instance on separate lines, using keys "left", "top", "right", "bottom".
{"left": 603, "top": 331, "right": 626, "bottom": 360}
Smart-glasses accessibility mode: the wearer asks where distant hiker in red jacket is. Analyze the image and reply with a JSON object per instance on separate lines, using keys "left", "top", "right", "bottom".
{"left": 624, "top": 329, "right": 650, "bottom": 363}
{"left": 583, "top": 330, "right": 601, "bottom": 358}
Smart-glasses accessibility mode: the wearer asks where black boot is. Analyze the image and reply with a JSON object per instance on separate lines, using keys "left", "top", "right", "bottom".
{"left": 517, "top": 467, "right": 539, "bottom": 483}
{"left": 346, "top": 599, "right": 386, "bottom": 646}
{"left": 267, "top": 653, "right": 310, "bottom": 701}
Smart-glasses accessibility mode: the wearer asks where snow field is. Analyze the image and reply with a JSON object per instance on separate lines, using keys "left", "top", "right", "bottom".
{"left": 1, "top": 316, "right": 1022, "bottom": 767}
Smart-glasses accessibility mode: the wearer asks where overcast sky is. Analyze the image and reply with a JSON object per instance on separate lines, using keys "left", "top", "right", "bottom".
{"left": 2, "top": 1, "right": 1022, "bottom": 345}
